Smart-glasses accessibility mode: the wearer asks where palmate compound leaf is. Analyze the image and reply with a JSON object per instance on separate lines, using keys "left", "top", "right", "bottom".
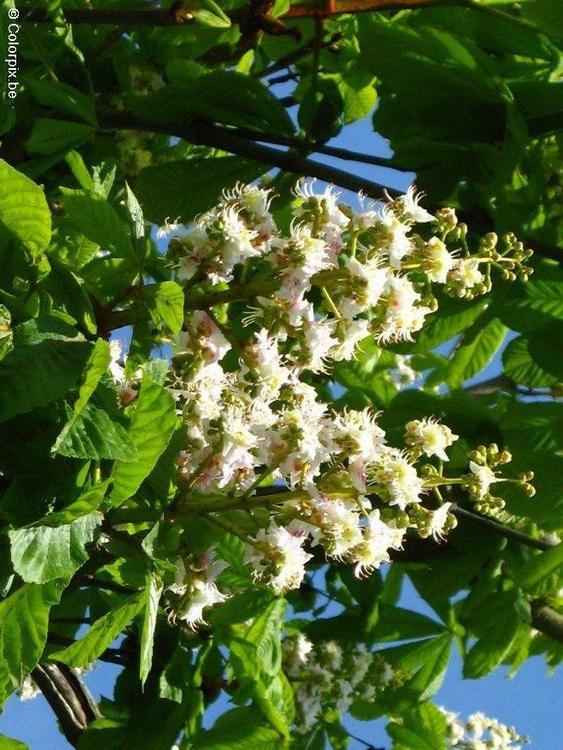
{"left": 0, "top": 159, "right": 51, "bottom": 257}
{"left": 0, "top": 580, "right": 65, "bottom": 707}
{"left": 110, "top": 373, "right": 179, "bottom": 506}
{"left": 9, "top": 512, "right": 101, "bottom": 584}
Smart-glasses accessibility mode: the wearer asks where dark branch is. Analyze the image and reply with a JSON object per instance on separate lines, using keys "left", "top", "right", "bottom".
{"left": 450, "top": 504, "right": 552, "bottom": 551}
{"left": 531, "top": 601, "right": 563, "bottom": 645}
{"left": 31, "top": 664, "right": 97, "bottom": 747}
{"left": 98, "top": 110, "right": 400, "bottom": 200}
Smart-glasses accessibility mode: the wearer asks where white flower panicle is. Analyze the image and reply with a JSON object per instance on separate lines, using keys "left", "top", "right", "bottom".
{"left": 439, "top": 707, "right": 528, "bottom": 749}
{"left": 283, "top": 637, "right": 401, "bottom": 733}
{"left": 159, "top": 182, "right": 534, "bottom": 601}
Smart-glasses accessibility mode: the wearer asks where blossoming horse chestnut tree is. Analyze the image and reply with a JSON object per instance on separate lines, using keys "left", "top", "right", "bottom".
{"left": 0, "top": 1, "right": 562, "bottom": 748}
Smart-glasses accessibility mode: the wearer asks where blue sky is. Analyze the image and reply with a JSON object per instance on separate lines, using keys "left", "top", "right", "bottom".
{"left": 2, "top": 110, "right": 561, "bottom": 750}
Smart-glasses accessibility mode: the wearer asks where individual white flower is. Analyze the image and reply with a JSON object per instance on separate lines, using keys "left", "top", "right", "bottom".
{"left": 109, "top": 339, "right": 125, "bottom": 383}
{"left": 405, "top": 417, "right": 459, "bottom": 461}
{"left": 245, "top": 329, "right": 292, "bottom": 398}
{"left": 332, "top": 409, "right": 386, "bottom": 465}
{"left": 376, "top": 204, "right": 413, "bottom": 268}
{"left": 167, "top": 551, "right": 228, "bottom": 629}
{"left": 156, "top": 215, "right": 182, "bottom": 239}
{"left": 180, "top": 310, "right": 231, "bottom": 366}
{"left": 398, "top": 185, "right": 435, "bottom": 224}
{"left": 283, "top": 633, "right": 313, "bottom": 674}
{"left": 343, "top": 256, "right": 388, "bottom": 316}
{"left": 427, "top": 502, "right": 455, "bottom": 542}
{"left": 449, "top": 257, "right": 484, "bottom": 291}
{"left": 317, "top": 498, "right": 363, "bottom": 559}
{"left": 321, "top": 640, "right": 343, "bottom": 670}
{"left": 469, "top": 461, "right": 498, "bottom": 501}
{"left": 331, "top": 317, "right": 370, "bottom": 361}
{"left": 220, "top": 205, "right": 261, "bottom": 276}
{"left": 351, "top": 193, "right": 379, "bottom": 229}
{"left": 377, "top": 450, "right": 424, "bottom": 509}
{"left": 352, "top": 510, "right": 406, "bottom": 577}
{"left": 303, "top": 318, "right": 338, "bottom": 372}
{"left": 295, "top": 687, "right": 322, "bottom": 733}
{"left": 17, "top": 676, "right": 40, "bottom": 701}
{"left": 387, "top": 354, "right": 419, "bottom": 389}
{"left": 247, "top": 521, "right": 312, "bottom": 593}
{"left": 424, "top": 236, "right": 455, "bottom": 283}
{"left": 294, "top": 179, "right": 349, "bottom": 230}
{"left": 175, "top": 223, "right": 210, "bottom": 281}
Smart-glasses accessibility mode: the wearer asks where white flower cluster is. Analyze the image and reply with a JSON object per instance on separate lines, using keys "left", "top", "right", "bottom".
{"left": 166, "top": 181, "right": 531, "bottom": 368}
{"left": 156, "top": 183, "right": 532, "bottom": 605}
{"left": 282, "top": 634, "right": 399, "bottom": 734}
{"left": 440, "top": 708, "right": 528, "bottom": 750}
{"left": 172, "top": 325, "right": 462, "bottom": 592}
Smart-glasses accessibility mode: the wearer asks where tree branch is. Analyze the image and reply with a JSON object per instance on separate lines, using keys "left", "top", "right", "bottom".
{"left": 222, "top": 125, "right": 397, "bottom": 169}
{"left": 449, "top": 504, "right": 552, "bottom": 552}
{"left": 531, "top": 601, "right": 563, "bottom": 645}
{"left": 98, "top": 110, "right": 400, "bottom": 200}
{"left": 31, "top": 664, "right": 97, "bottom": 747}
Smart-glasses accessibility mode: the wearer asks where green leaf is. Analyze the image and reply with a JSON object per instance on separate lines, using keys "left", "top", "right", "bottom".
{"left": 494, "top": 261, "right": 563, "bottom": 334}
{"left": 54, "top": 402, "right": 138, "bottom": 461}
{"left": 144, "top": 281, "right": 184, "bottom": 334}
{"left": 191, "top": 707, "right": 281, "bottom": 750}
{"left": 110, "top": 373, "right": 178, "bottom": 506}
{"left": 135, "top": 72, "right": 294, "bottom": 135}
{"left": 0, "top": 339, "right": 92, "bottom": 423}
{"left": 33, "top": 481, "right": 110, "bottom": 527}
{"left": 193, "top": 0, "right": 231, "bottom": 28}
{"left": 136, "top": 156, "right": 264, "bottom": 226}
{"left": 139, "top": 571, "right": 163, "bottom": 687}
{"left": 412, "top": 295, "right": 489, "bottom": 351}
{"left": 52, "top": 338, "right": 111, "bottom": 453}
{"left": 244, "top": 599, "right": 286, "bottom": 677}
{"left": 26, "top": 119, "right": 95, "bottom": 155}
{"left": 0, "top": 581, "right": 64, "bottom": 706}
{"left": 370, "top": 604, "right": 445, "bottom": 642}
{"left": 125, "top": 182, "right": 145, "bottom": 242}
{"left": 521, "top": 0, "right": 563, "bottom": 37}
{"left": 0, "top": 735, "right": 29, "bottom": 749}
{"left": 60, "top": 188, "right": 135, "bottom": 261}
{"left": 50, "top": 592, "right": 145, "bottom": 668}
{"left": 44, "top": 258, "right": 97, "bottom": 334}
{"left": 0, "top": 305, "right": 13, "bottom": 361}
{"left": 0, "top": 159, "right": 51, "bottom": 256}
{"left": 500, "top": 402, "right": 563, "bottom": 455}
{"left": 463, "top": 593, "right": 521, "bottom": 678}
{"left": 24, "top": 78, "right": 97, "bottom": 125}
{"left": 434, "top": 315, "right": 507, "bottom": 388}
{"left": 519, "top": 544, "right": 563, "bottom": 591}
{"left": 9, "top": 513, "right": 101, "bottom": 584}
{"left": 64, "top": 151, "right": 95, "bottom": 192}
{"left": 503, "top": 334, "right": 559, "bottom": 388}
{"left": 388, "top": 702, "right": 448, "bottom": 750}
